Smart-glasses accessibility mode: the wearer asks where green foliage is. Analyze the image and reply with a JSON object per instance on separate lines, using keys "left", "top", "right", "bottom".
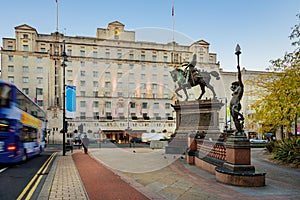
{"left": 272, "top": 138, "right": 300, "bottom": 165}
{"left": 249, "top": 14, "right": 300, "bottom": 134}
{"left": 265, "top": 141, "right": 275, "bottom": 153}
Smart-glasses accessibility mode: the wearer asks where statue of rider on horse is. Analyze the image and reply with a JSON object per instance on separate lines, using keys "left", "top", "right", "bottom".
{"left": 170, "top": 54, "right": 220, "bottom": 101}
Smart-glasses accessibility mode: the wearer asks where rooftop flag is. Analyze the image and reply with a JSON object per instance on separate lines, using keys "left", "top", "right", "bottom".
{"left": 172, "top": 5, "right": 174, "bottom": 16}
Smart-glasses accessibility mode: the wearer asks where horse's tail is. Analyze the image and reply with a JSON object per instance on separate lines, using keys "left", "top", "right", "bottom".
{"left": 210, "top": 71, "right": 220, "bottom": 80}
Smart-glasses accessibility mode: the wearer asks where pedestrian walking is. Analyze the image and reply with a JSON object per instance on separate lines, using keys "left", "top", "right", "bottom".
{"left": 81, "top": 135, "right": 90, "bottom": 154}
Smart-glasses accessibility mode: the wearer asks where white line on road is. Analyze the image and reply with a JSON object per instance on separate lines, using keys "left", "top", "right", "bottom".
{"left": 0, "top": 167, "right": 8, "bottom": 173}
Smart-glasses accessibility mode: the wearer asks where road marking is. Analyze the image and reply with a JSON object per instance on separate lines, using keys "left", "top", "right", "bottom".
{"left": 0, "top": 167, "right": 8, "bottom": 173}
{"left": 16, "top": 152, "right": 57, "bottom": 200}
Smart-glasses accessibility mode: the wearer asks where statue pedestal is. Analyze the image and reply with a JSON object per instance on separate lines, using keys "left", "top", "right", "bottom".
{"left": 166, "top": 99, "right": 223, "bottom": 154}
{"left": 215, "top": 136, "right": 266, "bottom": 187}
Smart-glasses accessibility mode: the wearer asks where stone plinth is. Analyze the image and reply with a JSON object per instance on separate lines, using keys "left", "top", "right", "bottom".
{"left": 215, "top": 135, "right": 266, "bottom": 187}
{"left": 166, "top": 99, "right": 223, "bottom": 154}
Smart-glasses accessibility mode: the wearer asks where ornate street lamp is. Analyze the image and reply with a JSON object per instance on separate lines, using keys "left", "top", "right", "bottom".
{"left": 61, "top": 40, "right": 68, "bottom": 156}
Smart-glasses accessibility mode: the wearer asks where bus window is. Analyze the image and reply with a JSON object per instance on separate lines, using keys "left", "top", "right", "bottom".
{"left": 0, "top": 84, "right": 11, "bottom": 107}
{"left": 20, "top": 126, "right": 38, "bottom": 142}
{"left": 0, "top": 119, "right": 10, "bottom": 132}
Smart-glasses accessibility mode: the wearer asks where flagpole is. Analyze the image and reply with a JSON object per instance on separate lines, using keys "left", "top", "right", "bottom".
{"left": 172, "top": 2, "right": 175, "bottom": 63}
{"left": 56, "top": 0, "right": 58, "bottom": 32}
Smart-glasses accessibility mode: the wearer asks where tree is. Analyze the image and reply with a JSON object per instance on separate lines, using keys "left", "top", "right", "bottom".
{"left": 250, "top": 14, "right": 300, "bottom": 137}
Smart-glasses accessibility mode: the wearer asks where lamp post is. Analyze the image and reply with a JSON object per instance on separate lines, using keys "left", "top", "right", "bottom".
{"left": 61, "top": 40, "right": 67, "bottom": 156}
{"left": 235, "top": 44, "right": 241, "bottom": 67}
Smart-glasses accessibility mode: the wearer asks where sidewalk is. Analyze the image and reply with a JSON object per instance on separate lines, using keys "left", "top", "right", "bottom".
{"left": 39, "top": 148, "right": 300, "bottom": 200}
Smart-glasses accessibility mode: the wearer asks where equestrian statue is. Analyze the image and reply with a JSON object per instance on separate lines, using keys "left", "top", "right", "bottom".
{"left": 170, "top": 54, "right": 220, "bottom": 101}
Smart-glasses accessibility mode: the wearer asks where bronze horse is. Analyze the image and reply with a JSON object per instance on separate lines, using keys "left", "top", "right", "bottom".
{"left": 170, "top": 68, "right": 220, "bottom": 101}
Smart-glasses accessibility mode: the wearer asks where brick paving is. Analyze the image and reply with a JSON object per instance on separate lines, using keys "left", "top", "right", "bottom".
{"left": 39, "top": 148, "right": 300, "bottom": 200}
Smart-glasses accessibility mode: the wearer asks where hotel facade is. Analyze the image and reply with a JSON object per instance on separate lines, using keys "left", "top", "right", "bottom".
{"left": 0, "top": 21, "right": 264, "bottom": 143}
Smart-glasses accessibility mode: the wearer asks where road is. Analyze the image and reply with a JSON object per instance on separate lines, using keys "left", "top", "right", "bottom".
{"left": 0, "top": 151, "right": 55, "bottom": 199}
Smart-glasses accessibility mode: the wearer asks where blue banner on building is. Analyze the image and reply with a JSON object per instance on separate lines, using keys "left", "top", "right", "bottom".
{"left": 66, "top": 85, "right": 76, "bottom": 118}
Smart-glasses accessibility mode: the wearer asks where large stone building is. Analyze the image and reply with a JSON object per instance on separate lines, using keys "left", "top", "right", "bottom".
{"left": 0, "top": 21, "right": 264, "bottom": 143}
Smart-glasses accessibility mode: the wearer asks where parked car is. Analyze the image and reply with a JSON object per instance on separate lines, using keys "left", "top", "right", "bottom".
{"left": 103, "top": 138, "right": 118, "bottom": 144}
{"left": 130, "top": 137, "right": 142, "bottom": 143}
{"left": 250, "top": 138, "right": 268, "bottom": 143}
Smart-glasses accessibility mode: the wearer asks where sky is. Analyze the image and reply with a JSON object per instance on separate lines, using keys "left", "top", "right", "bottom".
{"left": 0, "top": 0, "right": 299, "bottom": 71}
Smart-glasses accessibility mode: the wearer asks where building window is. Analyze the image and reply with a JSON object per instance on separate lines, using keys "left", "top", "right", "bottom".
{"left": 117, "top": 82, "right": 122, "bottom": 89}
{"left": 23, "top": 45, "right": 29, "bottom": 51}
{"left": 129, "top": 64, "right": 134, "bottom": 70}
{"left": 37, "top": 100, "right": 43, "bottom": 107}
{"left": 93, "top": 112, "right": 99, "bottom": 119}
{"left": 117, "top": 53, "right": 122, "bottom": 59}
{"left": 105, "top": 72, "right": 111, "bottom": 79}
{"left": 93, "top": 101, "right": 99, "bottom": 108}
{"left": 153, "top": 103, "right": 159, "bottom": 109}
{"left": 80, "top": 61, "right": 85, "bottom": 67}
{"left": 140, "top": 83, "right": 146, "bottom": 89}
{"left": 93, "top": 81, "right": 98, "bottom": 87}
{"left": 129, "top": 83, "right": 135, "bottom": 90}
{"left": 80, "top": 71, "right": 85, "bottom": 77}
{"left": 8, "top": 66, "right": 14, "bottom": 72}
{"left": 141, "top": 65, "right": 145, "bottom": 71}
{"left": 117, "top": 64, "right": 122, "bottom": 69}
{"left": 7, "top": 46, "right": 13, "bottom": 50}
{"left": 129, "top": 73, "right": 134, "bottom": 79}
{"left": 152, "top": 83, "right": 158, "bottom": 90}
{"left": 141, "top": 74, "right": 146, "bottom": 79}
{"left": 105, "top": 102, "right": 111, "bottom": 109}
{"left": 105, "top": 82, "right": 111, "bottom": 88}
{"left": 8, "top": 76, "right": 14, "bottom": 83}
{"left": 23, "top": 34, "right": 29, "bottom": 39}
{"left": 80, "top": 91, "right": 86, "bottom": 96}
{"left": 80, "top": 81, "right": 86, "bottom": 87}
{"left": 152, "top": 74, "right": 157, "bottom": 81}
{"left": 142, "top": 102, "right": 147, "bottom": 109}
{"left": 105, "top": 92, "right": 111, "bottom": 97}
{"left": 117, "top": 73, "right": 122, "bottom": 78}
{"left": 37, "top": 67, "right": 43, "bottom": 73}
{"left": 80, "top": 101, "right": 86, "bottom": 108}
{"left": 129, "top": 53, "right": 134, "bottom": 60}
{"left": 93, "top": 91, "right": 98, "bottom": 97}
{"left": 22, "top": 88, "right": 29, "bottom": 95}
{"left": 37, "top": 57, "right": 42, "bottom": 63}
{"left": 141, "top": 55, "right": 145, "bottom": 61}
{"left": 67, "top": 49, "right": 72, "bottom": 56}
{"left": 165, "top": 103, "right": 171, "bottom": 109}
{"left": 93, "top": 71, "right": 98, "bottom": 78}
{"left": 93, "top": 51, "right": 98, "bottom": 58}
{"left": 8, "top": 55, "right": 14, "bottom": 61}
{"left": 67, "top": 70, "right": 72, "bottom": 76}
{"left": 152, "top": 55, "right": 157, "bottom": 62}
{"left": 117, "top": 92, "right": 123, "bottom": 97}
{"left": 80, "top": 112, "right": 86, "bottom": 119}
{"left": 23, "top": 56, "right": 28, "bottom": 62}
{"left": 23, "top": 66, "right": 29, "bottom": 73}
{"left": 36, "top": 88, "right": 43, "bottom": 95}
{"left": 40, "top": 48, "right": 46, "bottom": 52}
{"left": 163, "top": 56, "right": 168, "bottom": 62}
{"left": 163, "top": 75, "right": 168, "bottom": 81}
{"left": 105, "top": 52, "right": 110, "bottom": 58}
{"left": 130, "top": 102, "right": 136, "bottom": 108}
{"left": 80, "top": 50, "right": 85, "bottom": 56}
{"left": 23, "top": 77, "right": 29, "bottom": 83}
{"left": 37, "top": 78, "right": 43, "bottom": 84}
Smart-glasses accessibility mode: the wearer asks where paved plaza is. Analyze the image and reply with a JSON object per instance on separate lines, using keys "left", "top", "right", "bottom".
{"left": 39, "top": 147, "right": 300, "bottom": 200}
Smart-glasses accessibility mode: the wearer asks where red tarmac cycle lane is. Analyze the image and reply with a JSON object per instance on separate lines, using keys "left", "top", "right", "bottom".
{"left": 72, "top": 152, "right": 149, "bottom": 200}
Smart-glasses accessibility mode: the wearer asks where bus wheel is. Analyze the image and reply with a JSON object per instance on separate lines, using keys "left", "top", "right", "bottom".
{"left": 22, "top": 150, "right": 27, "bottom": 162}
